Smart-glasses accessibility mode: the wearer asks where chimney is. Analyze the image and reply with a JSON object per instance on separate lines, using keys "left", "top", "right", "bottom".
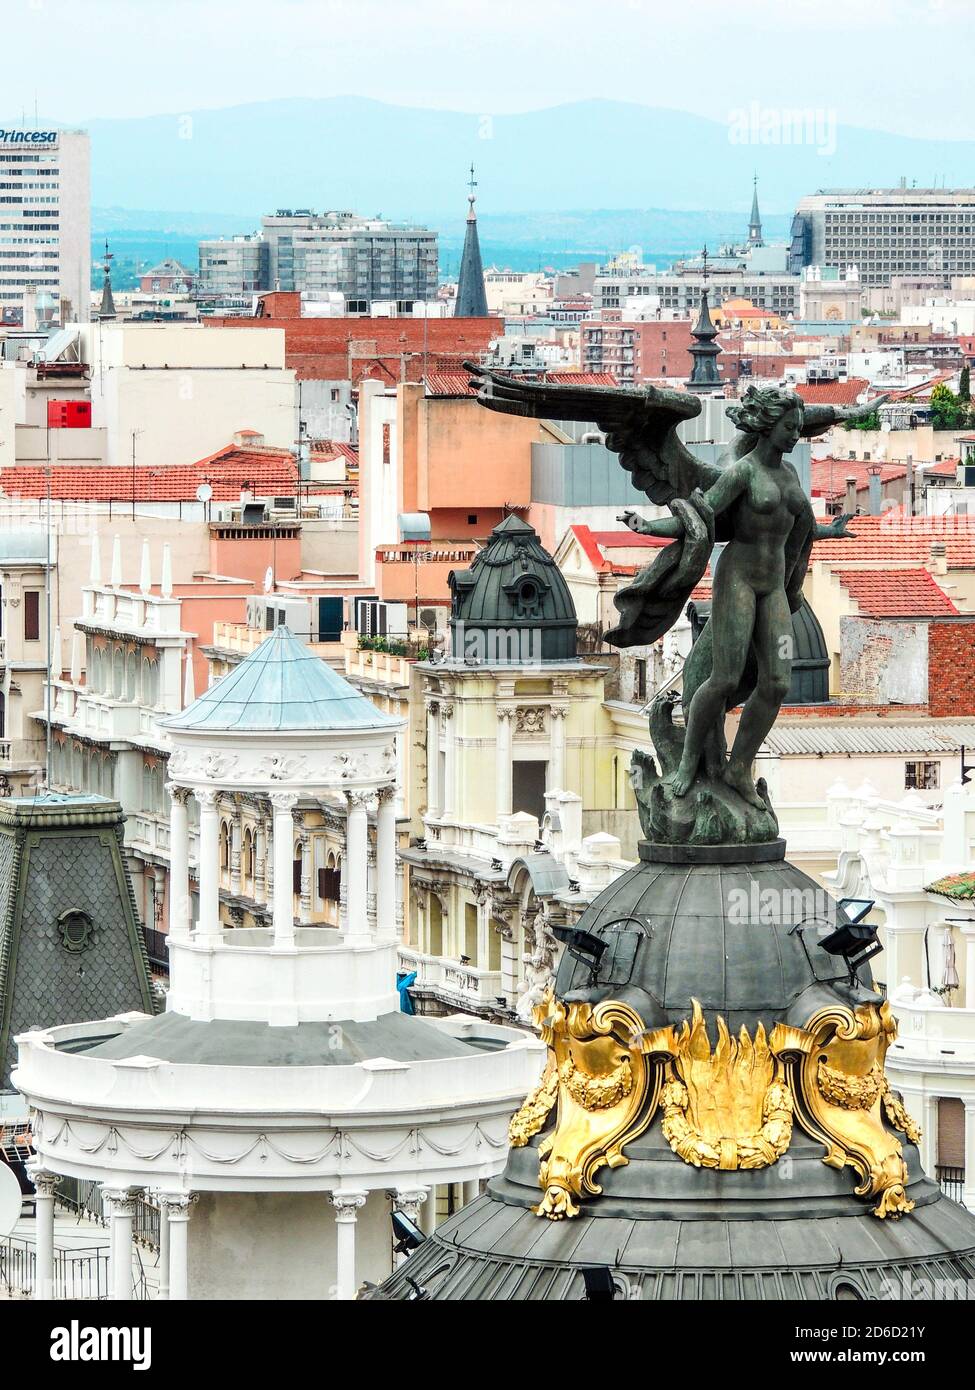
{"left": 929, "top": 540, "right": 948, "bottom": 576}
{"left": 845, "top": 476, "right": 858, "bottom": 514}
{"left": 866, "top": 465, "right": 883, "bottom": 517}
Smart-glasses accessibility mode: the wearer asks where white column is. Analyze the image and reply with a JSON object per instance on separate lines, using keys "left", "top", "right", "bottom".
{"left": 462, "top": 1179, "right": 480, "bottom": 1208}
{"left": 419, "top": 1186, "right": 437, "bottom": 1236}
{"left": 229, "top": 802, "right": 242, "bottom": 896}
{"left": 103, "top": 1187, "right": 137, "bottom": 1301}
{"left": 919, "top": 1093, "right": 940, "bottom": 1179}
{"left": 345, "top": 793, "right": 370, "bottom": 936}
{"left": 964, "top": 1104, "right": 975, "bottom": 1213}
{"left": 194, "top": 789, "right": 221, "bottom": 938}
{"left": 296, "top": 816, "right": 312, "bottom": 925}
{"left": 270, "top": 792, "right": 299, "bottom": 947}
{"left": 159, "top": 1193, "right": 195, "bottom": 1301}
{"left": 29, "top": 1167, "right": 59, "bottom": 1300}
{"left": 155, "top": 1193, "right": 170, "bottom": 1300}
{"left": 442, "top": 702, "right": 456, "bottom": 820}
{"left": 550, "top": 706, "right": 567, "bottom": 793}
{"left": 376, "top": 787, "right": 397, "bottom": 935}
{"left": 166, "top": 784, "right": 190, "bottom": 938}
{"left": 330, "top": 1191, "right": 367, "bottom": 1300}
{"left": 475, "top": 889, "right": 491, "bottom": 970}
{"left": 393, "top": 1188, "right": 429, "bottom": 1267}
{"left": 254, "top": 815, "right": 267, "bottom": 902}
{"left": 426, "top": 700, "right": 440, "bottom": 817}
{"left": 496, "top": 708, "right": 513, "bottom": 821}
{"left": 962, "top": 926, "right": 975, "bottom": 1010}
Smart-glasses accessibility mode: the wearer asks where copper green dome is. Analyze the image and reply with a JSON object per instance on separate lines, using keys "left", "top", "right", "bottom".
{"left": 448, "top": 514, "right": 577, "bottom": 663}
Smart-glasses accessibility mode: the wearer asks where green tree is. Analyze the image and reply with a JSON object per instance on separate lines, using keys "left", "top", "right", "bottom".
{"left": 960, "top": 365, "right": 971, "bottom": 403}
{"left": 930, "top": 382, "right": 966, "bottom": 432}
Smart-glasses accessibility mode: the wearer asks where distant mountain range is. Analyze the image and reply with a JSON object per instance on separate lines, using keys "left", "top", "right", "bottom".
{"left": 85, "top": 96, "right": 975, "bottom": 222}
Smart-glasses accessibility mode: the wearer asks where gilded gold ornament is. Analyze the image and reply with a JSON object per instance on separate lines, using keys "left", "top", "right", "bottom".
{"left": 654, "top": 1000, "right": 794, "bottom": 1171}
{"left": 530, "top": 997, "right": 660, "bottom": 1220}
{"left": 773, "top": 1001, "right": 919, "bottom": 1219}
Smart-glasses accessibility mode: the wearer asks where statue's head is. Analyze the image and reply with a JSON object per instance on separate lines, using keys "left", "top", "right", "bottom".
{"left": 727, "top": 385, "right": 804, "bottom": 451}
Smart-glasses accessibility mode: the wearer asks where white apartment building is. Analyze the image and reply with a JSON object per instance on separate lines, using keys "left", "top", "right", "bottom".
{"left": 0, "top": 127, "right": 90, "bottom": 326}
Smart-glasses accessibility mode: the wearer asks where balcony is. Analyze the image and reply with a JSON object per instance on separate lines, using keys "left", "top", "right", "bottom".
{"left": 399, "top": 947, "right": 504, "bottom": 1013}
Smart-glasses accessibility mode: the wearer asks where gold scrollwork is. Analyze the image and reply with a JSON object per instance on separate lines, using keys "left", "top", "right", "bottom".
{"left": 508, "top": 1060, "right": 559, "bottom": 1147}
{"left": 772, "top": 1001, "right": 919, "bottom": 1219}
{"left": 528, "top": 996, "right": 660, "bottom": 1220}
{"left": 654, "top": 1001, "right": 794, "bottom": 1171}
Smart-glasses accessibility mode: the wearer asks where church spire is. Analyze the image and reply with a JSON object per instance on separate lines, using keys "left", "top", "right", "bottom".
{"left": 97, "top": 239, "right": 116, "bottom": 320}
{"left": 686, "top": 246, "right": 722, "bottom": 393}
{"left": 454, "top": 163, "right": 488, "bottom": 318}
{"left": 748, "top": 175, "right": 764, "bottom": 247}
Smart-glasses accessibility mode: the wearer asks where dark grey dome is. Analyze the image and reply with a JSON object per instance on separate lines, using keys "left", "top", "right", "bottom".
{"left": 449, "top": 514, "right": 577, "bottom": 663}
{"left": 554, "top": 845, "right": 859, "bottom": 1036}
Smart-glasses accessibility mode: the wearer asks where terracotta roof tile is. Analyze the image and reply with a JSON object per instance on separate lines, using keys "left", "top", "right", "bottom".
{"left": 835, "top": 567, "right": 959, "bottom": 617}
{"left": 810, "top": 458, "right": 907, "bottom": 503}
{"left": 812, "top": 514, "right": 975, "bottom": 569}
{"left": 796, "top": 377, "right": 871, "bottom": 407}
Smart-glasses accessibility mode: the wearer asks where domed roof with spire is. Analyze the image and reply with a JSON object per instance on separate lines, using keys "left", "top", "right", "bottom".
{"left": 448, "top": 513, "right": 577, "bottom": 663}
{"left": 163, "top": 625, "right": 400, "bottom": 733}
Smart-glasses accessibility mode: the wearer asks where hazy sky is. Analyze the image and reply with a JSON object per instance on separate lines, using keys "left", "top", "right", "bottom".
{"left": 7, "top": 0, "right": 973, "bottom": 140}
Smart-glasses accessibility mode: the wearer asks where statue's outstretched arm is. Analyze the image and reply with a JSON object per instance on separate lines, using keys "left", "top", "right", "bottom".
{"left": 801, "top": 395, "right": 889, "bottom": 438}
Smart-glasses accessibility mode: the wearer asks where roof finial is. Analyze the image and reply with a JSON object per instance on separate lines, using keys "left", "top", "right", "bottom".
{"left": 467, "top": 162, "right": 477, "bottom": 221}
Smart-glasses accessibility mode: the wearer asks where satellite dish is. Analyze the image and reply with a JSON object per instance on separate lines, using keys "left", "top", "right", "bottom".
{"left": 196, "top": 483, "right": 213, "bottom": 503}
{"left": 263, "top": 566, "right": 274, "bottom": 593}
{"left": 0, "top": 1161, "right": 23, "bottom": 1237}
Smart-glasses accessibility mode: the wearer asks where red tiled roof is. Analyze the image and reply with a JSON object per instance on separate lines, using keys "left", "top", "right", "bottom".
{"left": 835, "top": 567, "right": 959, "bottom": 618}
{"left": 809, "top": 458, "right": 907, "bottom": 502}
{"left": 568, "top": 524, "right": 670, "bottom": 574}
{"left": 812, "top": 514, "right": 975, "bottom": 569}
{"left": 0, "top": 442, "right": 298, "bottom": 501}
{"left": 311, "top": 439, "right": 358, "bottom": 465}
{"left": 922, "top": 457, "right": 959, "bottom": 478}
{"left": 882, "top": 371, "right": 956, "bottom": 402}
{"left": 796, "top": 377, "right": 870, "bottom": 407}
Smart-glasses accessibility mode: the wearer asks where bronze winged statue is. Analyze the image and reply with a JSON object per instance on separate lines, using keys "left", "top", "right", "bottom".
{"left": 466, "top": 365, "right": 878, "bottom": 846}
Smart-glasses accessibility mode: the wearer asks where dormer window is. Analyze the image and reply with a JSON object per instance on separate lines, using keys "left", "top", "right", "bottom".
{"left": 514, "top": 576, "right": 542, "bottom": 619}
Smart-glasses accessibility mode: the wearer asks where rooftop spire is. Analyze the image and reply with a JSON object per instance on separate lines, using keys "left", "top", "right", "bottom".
{"left": 748, "top": 175, "right": 764, "bottom": 247}
{"left": 687, "top": 245, "right": 722, "bottom": 393}
{"left": 97, "top": 239, "right": 116, "bottom": 320}
{"left": 454, "top": 164, "right": 488, "bottom": 317}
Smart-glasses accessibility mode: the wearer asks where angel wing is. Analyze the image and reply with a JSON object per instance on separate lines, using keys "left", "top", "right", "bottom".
{"left": 464, "top": 363, "right": 722, "bottom": 506}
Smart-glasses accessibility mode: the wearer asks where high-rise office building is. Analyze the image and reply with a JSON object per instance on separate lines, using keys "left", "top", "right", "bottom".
{"left": 0, "top": 126, "right": 90, "bottom": 325}
{"left": 197, "top": 210, "right": 439, "bottom": 311}
{"left": 791, "top": 188, "right": 975, "bottom": 286}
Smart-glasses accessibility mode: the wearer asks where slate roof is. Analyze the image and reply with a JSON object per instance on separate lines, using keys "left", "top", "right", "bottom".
{"left": 0, "top": 796, "right": 154, "bottom": 1088}
{"left": 163, "top": 624, "right": 400, "bottom": 733}
{"left": 763, "top": 718, "right": 975, "bottom": 756}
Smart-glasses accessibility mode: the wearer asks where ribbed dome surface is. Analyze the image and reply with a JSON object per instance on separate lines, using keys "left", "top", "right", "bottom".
{"left": 449, "top": 514, "right": 577, "bottom": 662}
{"left": 163, "top": 625, "right": 400, "bottom": 733}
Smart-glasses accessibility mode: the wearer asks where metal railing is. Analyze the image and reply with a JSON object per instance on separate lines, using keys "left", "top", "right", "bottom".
{"left": 937, "top": 1165, "right": 965, "bottom": 1203}
{"left": 141, "top": 926, "right": 170, "bottom": 977}
{"left": 57, "top": 1177, "right": 160, "bottom": 1251}
{"left": 0, "top": 1236, "right": 112, "bottom": 1300}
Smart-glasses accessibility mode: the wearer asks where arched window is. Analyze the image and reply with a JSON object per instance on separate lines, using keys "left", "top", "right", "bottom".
{"left": 126, "top": 652, "right": 137, "bottom": 702}
{"left": 242, "top": 827, "right": 254, "bottom": 893}
{"left": 112, "top": 646, "right": 124, "bottom": 699}
{"left": 219, "top": 820, "right": 230, "bottom": 876}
